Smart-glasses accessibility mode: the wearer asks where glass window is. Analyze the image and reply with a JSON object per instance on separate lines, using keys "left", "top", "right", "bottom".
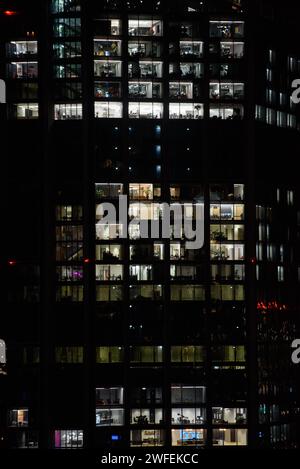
{"left": 53, "top": 41, "right": 81, "bottom": 59}
{"left": 129, "top": 284, "right": 163, "bottom": 300}
{"left": 95, "top": 265, "right": 123, "bottom": 281}
{"left": 169, "top": 103, "right": 203, "bottom": 119}
{"left": 54, "top": 103, "right": 82, "bottom": 120}
{"left": 171, "top": 408, "right": 206, "bottom": 425}
{"left": 0, "top": 339, "right": 6, "bottom": 366}
{"left": 213, "top": 429, "right": 247, "bottom": 446}
{"left": 172, "top": 428, "right": 206, "bottom": 446}
{"left": 128, "top": 19, "right": 163, "bottom": 37}
{"left": 55, "top": 346, "right": 83, "bottom": 363}
{"left": 96, "top": 346, "right": 124, "bottom": 363}
{"left": 96, "top": 387, "right": 124, "bottom": 405}
{"left": 8, "top": 409, "right": 29, "bottom": 427}
{"left": 128, "top": 82, "right": 162, "bottom": 99}
{"left": 96, "top": 244, "right": 122, "bottom": 261}
{"left": 94, "top": 82, "right": 121, "bottom": 98}
{"left": 210, "top": 82, "right": 244, "bottom": 100}
{"left": 210, "top": 21, "right": 244, "bottom": 39}
{"left": 171, "top": 386, "right": 206, "bottom": 404}
{"left": 54, "top": 82, "right": 82, "bottom": 100}
{"left": 169, "top": 62, "right": 204, "bottom": 79}
{"left": 128, "top": 102, "right": 163, "bottom": 119}
{"left": 212, "top": 407, "right": 247, "bottom": 425}
{"left": 96, "top": 285, "right": 123, "bottom": 301}
{"left": 129, "top": 265, "right": 153, "bottom": 281}
{"left": 130, "top": 387, "right": 163, "bottom": 405}
{"left": 56, "top": 205, "right": 83, "bottom": 221}
{"left": 210, "top": 104, "right": 243, "bottom": 120}
{"left": 94, "top": 39, "right": 122, "bottom": 57}
{"left": 128, "top": 61, "right": 163, "bottom": 78}
{"left": 6, "top": 41, "right": 38, "bottom": 57}
{"left": 210, "top": 224, "right": 244, "bottom": 241}
{"left": 130, "top": 429, "right": 164, "bottom": 447}
{"left": 56, "top": 265, "right": 83, "bottom": 282}
{"left": 220, "top": 42, "right": 244, "bottom": 59}
{"left": 179, "top": 41, "right": 203, "bottom": 58}
{"left": 96, "top": 408, "right": 124, "bottom": 426}
{"left": 211, "top": 285, "right": 245, "bottom": 301}
{"left": 211, "top": 346, "right": 246, "bottom": 362}
{"left": 54, "top": 63, "right": 81, "bottom": 78}
{"left": 128, "top": 41, "right": 162, "bottom": 58}
{"left": 95, "top": 102, "right": 123, "bottom": 118}
{"left": 94, "top": 60, "right": 122, "bottom": 78}
{"left": 130, "top": 346, "right": 163, "bottom": 363}
{"left": 171, "top": 346, "right": 206, "bottom": 363}
{"left": 7, "top": 61, "right": 38, "bottom": 79}
{"left": 131, "top": 408, "right": 163, "bottom": 425}
{"left": 94, "top": 19, "right": 121, "bottom": 36}
{"left": 210, "top": 244, "right": 244, "bottom": 261}
{"left": 129, "top": 183, "right": 159, "bottom": 200}
{"left": 54, "top": 430, "right": 83, "bottom": 449}
{"left": 129, "top": 243, "right": 164, "bottom": 261}
{"left": 53, "top": 18, "right": 81, "bottom": 37}
{"left": 95, "top": 183, "right": 123, "bottom": 199}
{"left": 13, "top": 103, "right": 39, "bottom": 119}
{"left": 170, "top": 285, "right": 205, "bottom": 301}
{"left": 96, "top": 223, "right": 124, "bottom": 240}
{"left": 169, "top": 82, "right": 194, "bottom": 100}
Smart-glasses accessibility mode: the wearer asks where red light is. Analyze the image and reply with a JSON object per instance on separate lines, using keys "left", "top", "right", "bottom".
{"left": 83, "top": 258, "right": 91, "bottom": 264}
{"left": 250, "top": 257, "right": 256, "bottom": 265}
{"left": 4, "top": 10, "right": 17, "bottom": 16}
{"left": 8, "top": 260, "right": 17, "bottom": 266}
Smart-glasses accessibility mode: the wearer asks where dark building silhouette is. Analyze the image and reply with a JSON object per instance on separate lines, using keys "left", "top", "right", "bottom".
{"left": 2, "top": 0, "right": 300, "bottom": 449}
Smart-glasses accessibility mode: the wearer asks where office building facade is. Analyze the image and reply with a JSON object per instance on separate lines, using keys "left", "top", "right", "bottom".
{"left": 2, "top": 0, "right": 300, "bottom": 449}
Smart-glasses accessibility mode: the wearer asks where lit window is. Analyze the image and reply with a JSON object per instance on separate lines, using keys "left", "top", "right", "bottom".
{"left": 6, "top": 41, "right": 38, "bottom": 57}
{"left": 169, "top": 103, "right": 203, "bottom": 119}
{"left": 210, "top": 104, "right": 243, "bottom": 120}
{"left": 96, "top": 285, "right": 123, "bottom": 301}
{"left": 94, "top": 102, "right": 123, "bottom": 118}
{"left": 7, "top": 61, "right": 38, "bottom": 79}
{"left": 8, "top": 409, "right": 29, "bottom": 427}
{"left": 96, "top": 346, "right": 124, "bottom": 363}
{"left": 179, "top": 41, "right": 203, "bottom": 58}
{"left": 54, "top": 103, "right": 82, "bottom": 120}
{"left": 54, "top": 430, "right": 83, "bottom": 449}
{"left": 220, "top": 42, "right": 244, "bottom": 59}
{"left": 172, "top": 428, "right": 206, "bottom": 446}
{"left": 95, "top": 183, "right": 123, "bottom": 199}
{"left": 55, "top": 346, "right": 83, "bottom": 363}
{"left": 53, "top": 17, "right": 81, "bottom": 37}
{"left": 171, "top": 346, "right": 206, "bottom": 363}
{"left": 131, "top": 408, "right": 163, "bottom": 425}
{"left": 128, "top": 61, "right": 163, "bottom": 78}
{"left": 128, "top": 81, "right": 162, "bottom": 99}
{"left": 130, "top": 346, "right": 163, "bottom": 363}
{"left": 95, "top": 19, "right": 121, "bottom": 36}
{"left": 169, "top": 62, "right": 203, "bottom": 79}
{"left": 95, "top": 265, "right": 123, "bottom": 281}
{"left": 0, "top": 339, "right": 6, "bottom": 365}
{"left": 128, "top": 40, "right": 162, "bottom": 58}
{"left": 131, "top": 429, "right": 164, "bottom": 447}
{"left": 213, "top": 429, "right": 247, "bottom": 446}
{"left": 210, "top": 21, "right": 244, "bottom": 39}
{"left": 13, "top": 103, "right": 39, "bottom": 119}
{"left": 128, "top": 19, "right": 163, "bottom": 37}
{"left": 94, "top": 39, "right": 122, "bottom": 57}
{"left": 94, "top": 60, "right": 122, "bottom": 78}
{"left": 277, "top": 266, "right": 284, "bottom": 282}
{"left": 129, "top": 102, "right": 163, "bottom": 119}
